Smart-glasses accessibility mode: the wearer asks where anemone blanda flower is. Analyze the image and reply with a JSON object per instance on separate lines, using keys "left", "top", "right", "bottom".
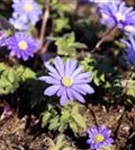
{"left": 124, "top": 25, "right": 135, "bottom": 36}
{"left": 87, "top": 126, "right": 113, "bottom": 150}
{"left": 83, "top": 0, "right": 120, "bottom": 4}
{"left": 39, "top": 57, "right": 94, "bottom": 105}
{"left": 12, "top": 0, "right": 42, "bottom": 25}
{"left": 6, "top": 32, "right": 39, "bottom": 61}
{"left": 121, "top": 35, "right": 135, "bottom": 66}
{"left": 99, "top": 2, "right": 135, "bottom": 30}
{"left": 9, "top": 17, "right": 29, "bottom": 30}
{"left": 0, "top": 31, "right": 8, "bottom": 47}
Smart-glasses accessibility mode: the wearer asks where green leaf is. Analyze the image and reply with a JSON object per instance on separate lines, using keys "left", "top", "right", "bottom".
{"left": 71, "top": 103, "right": 79, "bottom": 115}
{"left": 81, "top": 56, "right": 111, "bottom": 87}
{"left": 55, "top": 32, "right": 86, "bottom": 56}
{"left": 53, "top": 18, "right": 70, "bottom": 33}
{"left": 60, "top": 109, "right": 70, "bottom": 122}
{"left": 49, "top": 117, "right": 60, "bottom": 130}
{"left": 72, "top": 114, "right": 86, "bottom": 129}
{"left": 41, "top": 112, "right": 51, "bottom": 128}
{"left": 58, "top": 123, "right": 68, "bottom": 133}
{"left": 21, "top": 68, "right": 36, "bottom": 81}
{"left": 0, "top": 63, "right": 36, "bottom": 95}
{"left": 72, "top": 42, "right": 87, "bottom": 49}
{"left": 8, "top": 69, "right": 15, "bottom": 83}
{"left": 100, "top": 74, "right": 105, "bottom": 82}
{"left": 69, "top": 121, "right": 78, "bottom": 133}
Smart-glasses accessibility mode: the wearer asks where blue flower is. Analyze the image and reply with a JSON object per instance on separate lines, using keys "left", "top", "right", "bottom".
{"left": 99, "top": 2, "right": 135, "bottom": 30}
{"left": 9, "top": 17, "right": 29, "bottom": 30}
{"left": 83, "top": 0, "right": 120, "bottom": 4}
{"left": 87, "top": 126, "right": 113, "bottom": 150}
{"left": 12, "top": 0, "right": 42, "bottom": 25}
{"left": 39, "top": 57, "right": 94, "bottom": 105}
{"left": 121, "top": 36, "right": 135, "bottom": 66}
{"left": 5, "top": 32, "right": 39, "bottom": 61}
{"left": 0, "top": 31, "right": 8, "bottom": 47}
{"left": 124, "top": 25, "right": 135, "bottom": 35}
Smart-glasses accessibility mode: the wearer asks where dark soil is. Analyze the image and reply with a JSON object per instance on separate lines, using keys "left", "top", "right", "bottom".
{"left": 0, "top": 104, "right": 134, "bottom": 150}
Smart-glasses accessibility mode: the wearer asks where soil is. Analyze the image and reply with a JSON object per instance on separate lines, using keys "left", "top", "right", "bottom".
{"left": 0, "top": 104, "right": 134, "bottom": 150}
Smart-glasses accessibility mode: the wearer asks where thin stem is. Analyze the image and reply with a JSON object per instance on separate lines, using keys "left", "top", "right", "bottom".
{"left": 91, "top": 24, "right": 117, "bottom": 52}
{"left": 39, "top": 0, "right": 50, "bottom": 49}
{"left": 114, "top": 108, "right": 125, "bottom": 138}
{"left": 34, "top": 0, "right": 50, "bottom": 69}
{"left": 40, "top": 40, "right": 51, "bottom": 54}
{"left": 89, "top": 105, "right": 99, "bottom": 126}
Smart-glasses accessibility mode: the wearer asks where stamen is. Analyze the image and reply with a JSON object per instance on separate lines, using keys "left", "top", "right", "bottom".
{"left": 95, "top": 134, "right": 105, "bottom": 143}
{"left": 18, "top": 41, "right": 28, "bottom": 51}
{"left": 62, "top": 76, "right": 73, "bottom": 87}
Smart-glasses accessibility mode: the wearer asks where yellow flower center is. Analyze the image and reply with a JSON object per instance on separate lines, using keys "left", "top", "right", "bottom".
{"left": 18, "top": 41, "right": 28, "bottom": 51}
{"left": 24, "top": 3, "right": 33, "bottom": 12}
{"left": 124, "top": 25, "right": 135, "bottom": 32}
{"left": 62, "top": 76, "right": 72, "bottom": 87}
{"left": 95, "top": 134, "right": 105, "bottom": 143}
{"left": 101, "top": 13, "right": 109, "bottom": 19}
{"left": 116, "top": 13, "right": 125, "bottom": 21}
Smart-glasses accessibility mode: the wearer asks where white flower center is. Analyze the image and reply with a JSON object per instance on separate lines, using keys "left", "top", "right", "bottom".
{"left": 18, "top": 41, "right": 28, "bottom": 51}
{"left": 62, "top": 76, "right": 73, "bottom": 87}
{"left": 101, "top": 0, "right": 108, "bottom": 3}
{"left": 116, "top": 13, "right": 125, "bottom": 21}
{"left": 95, "top": 134, "right": 105, "bottom": 143}
{"left": 14, "top": 23, "right": 20, "bottom": 30}
{"left": 24, "top": 3, "right": 33, "bottom": 12}
{"left": 124, "top": 25, "right": 135, "bottom": 32}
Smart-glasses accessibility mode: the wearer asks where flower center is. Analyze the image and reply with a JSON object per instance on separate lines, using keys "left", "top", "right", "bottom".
{"left": 124, "top": 25, "right": 135, "bottom": 32}
{"left": 95, "top": 134, "right": 105, "bottom": 143}
{"left": 24, "top": 3, "right": 33, "bottom": 12}
{"left": 14, "top": 23, "right": 20, "bottom": 30}
{"left": 116, "top": 13, "right": 125, "bottom": 21}
{"left": 18, "top": 41, "right": 28, "bottom": 51}
{"left": 62, "top": 76, "right": 72, "bottom": 87}
{"left": 102, "top": 0, "right": 108, "bottom": 3}
{"left": 101, "top": 13, "right": 109, "bottom": 19}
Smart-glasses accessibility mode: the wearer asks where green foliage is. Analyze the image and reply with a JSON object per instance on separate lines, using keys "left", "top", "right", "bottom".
{"left": 54, "top": 18, "right": 70, "bottom": 33}
{"left": 55, "top": 32, "right": 87, "bottom": 56}
{"left": 81, "top": 56, "right": 111, "bottom": 87}
{"left": 50, "top": 0, "right": 71, "bottom": 33}
{"left": 121, "top": 71, "right": 135, "bottom": 96}
{"left": 41, "top": 102, "right": 86, "bottom": 134}
{"left": 37, "top": 0, "right": 71, "bottom": 33}
{"left": 0, "top": 63, "right": 36, "bottom": 95}
{"left": 46, "top": 134, "right": 71, "bottom": 150}
{"left": 51, "top": 0, "right": 71, "bottom": 15}
{"left": 42, "top": 105, "right": 58, "bottom": 128}
{"left": 37, "top": 0, "right": 69, "bottom": 32}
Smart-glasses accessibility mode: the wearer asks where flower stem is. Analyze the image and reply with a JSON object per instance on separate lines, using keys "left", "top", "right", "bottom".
{"left": 39, "top": 0, "right": 50, "bottom": 49}
{"left": 91, "top": 24, "right": 117, "bottom": 52}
